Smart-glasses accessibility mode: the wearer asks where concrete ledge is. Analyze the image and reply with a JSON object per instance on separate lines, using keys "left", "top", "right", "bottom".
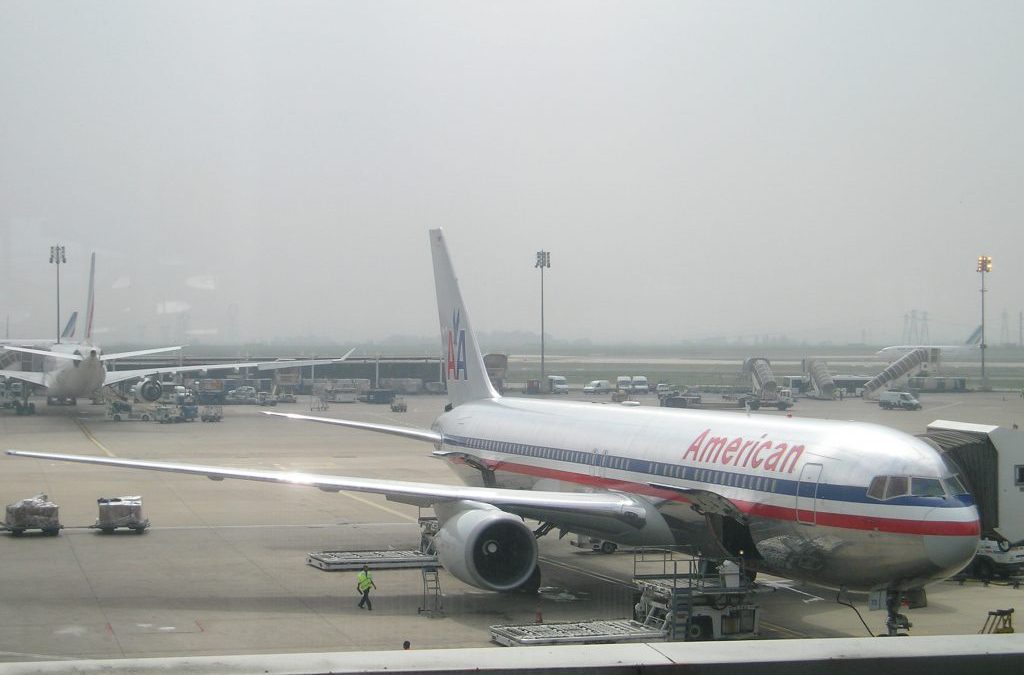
{"left": 1, "top": 635, "right": 1023, "bottom": 675}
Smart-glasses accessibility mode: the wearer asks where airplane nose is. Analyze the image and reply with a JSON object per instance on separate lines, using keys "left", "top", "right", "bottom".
{"left": 922, "top": 508, "right": 980, "bottom": 577}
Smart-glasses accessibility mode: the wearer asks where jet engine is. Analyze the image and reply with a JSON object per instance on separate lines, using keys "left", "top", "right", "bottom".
{"left": 133, "top": 379, "right": 163, "bottom": 402}
{"left": 432, "top": 507, "right": 538, "bottom": 592}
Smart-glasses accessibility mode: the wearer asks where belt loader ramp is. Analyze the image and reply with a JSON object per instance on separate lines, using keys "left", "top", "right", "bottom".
{"left": 921, "top": 420, "right": 1024, "bottom": 547}
{"left": 862, "top": 348, "right": 932, "bottom": 399}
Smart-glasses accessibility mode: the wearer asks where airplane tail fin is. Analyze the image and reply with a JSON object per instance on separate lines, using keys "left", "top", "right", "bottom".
{"left": 61, "top": 311, "right": 78, "bottom": 340}
{"left": 964, "top": 325, "right": 983, "bottom": 346}
{"left": 84, "top": 253, "right": 96, "bottom": 342}
{"left": 430, "top": 229, "right": 499, "bottom": 407}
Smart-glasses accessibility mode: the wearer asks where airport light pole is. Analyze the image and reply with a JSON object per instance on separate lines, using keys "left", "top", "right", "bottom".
{"left": 535, "top": 250, "right": 551, "bottom": 383}
{"left": 978, "top": 255, "right": 992, "bottom": 390}
{"left": 49, "top": 245, "right": 66, "bottom": 343}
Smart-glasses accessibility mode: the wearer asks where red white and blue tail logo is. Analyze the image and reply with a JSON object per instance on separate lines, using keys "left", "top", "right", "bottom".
{"left": 447, "top": 310, "right": 468, "bottom": 381}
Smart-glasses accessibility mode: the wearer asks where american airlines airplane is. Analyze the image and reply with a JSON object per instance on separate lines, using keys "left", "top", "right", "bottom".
{"left": 8, "top": 230, "right": 980, "bottom": 635}
{"left": 0, "top": 253, "right": 350, "bottom": 410}
{"left": 876, "top": 326, "right": 983, "bottom": 362}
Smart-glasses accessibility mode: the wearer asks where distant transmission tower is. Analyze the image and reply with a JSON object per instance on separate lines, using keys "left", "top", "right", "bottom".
{"left": 919, "top": 311, "right": 930, "bottom": 343}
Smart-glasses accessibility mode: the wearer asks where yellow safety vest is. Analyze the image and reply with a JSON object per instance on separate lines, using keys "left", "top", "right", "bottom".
{"left": 357, "top": 570, "right": 374, "bottom": 592}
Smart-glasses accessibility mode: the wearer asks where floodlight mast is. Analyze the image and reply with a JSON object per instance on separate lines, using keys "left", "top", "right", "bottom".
{"left": 535, "top": 250, "right": 551, "bottom": 384}
{"left": 977, "top": 255, "right": 992, "bottom": 390}
{"left": 49, "top": 245, "right": 66, "bottom": 343}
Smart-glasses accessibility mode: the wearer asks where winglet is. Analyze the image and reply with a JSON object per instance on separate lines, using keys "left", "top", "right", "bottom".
{"left": 430, "top": 229, "right": 498, "bottom": 407}
{"left": 964, "top": 325, "right": 983, "bottom": 346}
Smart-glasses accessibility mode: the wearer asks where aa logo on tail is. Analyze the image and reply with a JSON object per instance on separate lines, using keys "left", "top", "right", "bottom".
{"left": 447, "top": 310, "right": 468, "bottom": 380}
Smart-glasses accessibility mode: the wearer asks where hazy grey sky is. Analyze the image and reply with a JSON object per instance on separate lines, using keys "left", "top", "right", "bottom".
{"left": 2, "top": 2, "right": 1021, "bottom": 347}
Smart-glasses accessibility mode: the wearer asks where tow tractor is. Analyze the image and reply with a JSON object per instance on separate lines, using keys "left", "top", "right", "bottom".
{"left": 106, "top": 400, "right": 152, "bottom": 422}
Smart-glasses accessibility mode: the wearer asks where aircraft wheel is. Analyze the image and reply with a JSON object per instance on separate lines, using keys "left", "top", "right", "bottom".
{"left": 141, "top": 414, "right": 150, "bottom": 421}
{"left": 112, "top": 414, "right": 122, "bottom": 422}
{"left": 43, "top": 528, "right": 60, "bottom": 537}
{"left": 600, "top": 541, "right": 618, "bottom": 554}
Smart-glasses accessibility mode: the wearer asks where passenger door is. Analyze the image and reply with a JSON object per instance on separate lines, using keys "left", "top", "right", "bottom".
{"left": 796, "top": 463, "right": 823, "bottom": 525}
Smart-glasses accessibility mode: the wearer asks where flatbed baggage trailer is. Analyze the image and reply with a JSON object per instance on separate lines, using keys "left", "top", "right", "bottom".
{"left": 306, "top": 549, "right": 439, "bottom": 571}
{"left": 490, "top": 620, "right": 665, "bottom": 646}
{"left": 3, "top": 494, "right": 62, "bottom": 536}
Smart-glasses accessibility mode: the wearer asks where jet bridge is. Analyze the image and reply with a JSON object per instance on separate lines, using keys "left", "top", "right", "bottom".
{"left": 803, "top": 359, "right": 835, "bottom": 399}
{"left": 921, "top": 420, "right": 1024, "bottom": 545}
{"left": 862, "top": 348, "right": 933, "bottom": 399}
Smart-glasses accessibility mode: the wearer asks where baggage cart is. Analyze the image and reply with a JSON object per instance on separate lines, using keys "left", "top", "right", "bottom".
{"left": 3, "top": 494, "right": 62, "bottom": 536}
{"left": 90, "top": 496, "right": 149, "bottom": 534}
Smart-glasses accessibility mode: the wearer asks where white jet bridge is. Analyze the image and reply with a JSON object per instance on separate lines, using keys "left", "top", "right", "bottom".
{"left": 921, "top": 420, "right": 1024, "bottom": 546}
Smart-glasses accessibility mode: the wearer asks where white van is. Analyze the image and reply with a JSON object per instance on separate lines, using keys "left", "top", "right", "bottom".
{"left": 616, "top": 376, "right": 633, "bottom": 392}
{"left": 583, "top": 380, "right": 612, "bottom": 394}
{"left": 547, "top": 375, "right": 569, "bottom": 394}
{"left": 878, "top": 391, "right": 921, "bottom": 410}
{"left": 631, "top": 376, "right": 649, "bottom": 394}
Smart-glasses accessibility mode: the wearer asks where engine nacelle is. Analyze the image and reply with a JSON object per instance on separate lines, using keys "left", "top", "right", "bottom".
{"left": 433, "top": 507, "right": 538, "bottom": 592}
{"left": 133, "top": 379, "right": 163, "bottom": 402}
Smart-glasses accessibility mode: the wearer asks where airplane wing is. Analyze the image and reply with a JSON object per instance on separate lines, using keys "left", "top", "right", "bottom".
{"left": 1, "top": 345, "right": 81, "bottom": 361}
{"left": 263, "top": 411, "right": 442, "bottom": 443}
{"left": 99, "top": 346, "right": 182, "bottom": 361}
{"left": 5, "top": 449, "right": 646, "bottom": 526}
{"left": 103, "top": 350, "right": 356, "bottom": 386}
{"left": 0, "top": 370, "right": 47, "bottom": 387}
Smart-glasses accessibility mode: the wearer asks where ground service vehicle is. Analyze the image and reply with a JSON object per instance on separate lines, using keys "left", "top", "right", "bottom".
{"left": 583, "top": 380, "right": 612, "bottom": 394}
{"left": 548, "top": 375, "right": 569, "bottom": 394}
{"left": 616, "top": 376, "right": 632, "bottom": 391}
{"left": 631, "top": 376, "right": 650, "bottom": 394}
{"left": 879, "top": 391, "right": 921, "bottom": 410}
{"left": 970, "top": 538, "right": 1024, "bottom": 580}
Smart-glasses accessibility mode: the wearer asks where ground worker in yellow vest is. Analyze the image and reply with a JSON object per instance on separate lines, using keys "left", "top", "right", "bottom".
{"left": 356, "top": 564, "right": 377, "bottom": 610}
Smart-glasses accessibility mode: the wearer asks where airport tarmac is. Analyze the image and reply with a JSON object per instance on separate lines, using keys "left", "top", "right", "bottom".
{"left": 1, "top": 391, "right": 1022, "bottom": 662}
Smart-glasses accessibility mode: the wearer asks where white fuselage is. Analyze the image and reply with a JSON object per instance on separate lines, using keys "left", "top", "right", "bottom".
{"left": 42, "top": 342, "right": 106, "bottom": 398}
{"left": 433, "top": 398, "right": 980, "bottom": 591}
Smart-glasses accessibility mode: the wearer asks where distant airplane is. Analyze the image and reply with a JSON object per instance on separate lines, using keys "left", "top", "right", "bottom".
{"left": 0, "top": 311, "right": 78, "bottom": 347}
{"left": 9, "top": 231, "right": 982, "bottom": 636}
{"left": 0, "top": 253, "right": 351, "bottom": 410}
{"left": 876, "top": 325, "right": 983, "bottom": 362}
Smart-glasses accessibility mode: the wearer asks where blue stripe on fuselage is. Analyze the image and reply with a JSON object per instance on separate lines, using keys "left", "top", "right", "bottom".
{"left": 443, "top": 434, "right": 975, "bottom": 510}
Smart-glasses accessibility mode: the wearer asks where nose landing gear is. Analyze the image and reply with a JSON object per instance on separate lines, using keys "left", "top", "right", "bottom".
{"left": 884, "top": 591, "right": 912, "bottom": 636}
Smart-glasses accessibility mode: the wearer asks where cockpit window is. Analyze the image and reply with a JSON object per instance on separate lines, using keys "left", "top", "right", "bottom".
{"left": 943, "top": 475, "right": 968, "bottom": 496}
{"left": 867, "top": 476, "right": 886, "bottom": 500}
{"left": 911, "top": 477, "right": 944, "bottom": 498}
{"left": 885, "top": 476, "right": 909, "bottom": 499}
{"left": 868, "top": 474, "right": 958, "bottom": 500}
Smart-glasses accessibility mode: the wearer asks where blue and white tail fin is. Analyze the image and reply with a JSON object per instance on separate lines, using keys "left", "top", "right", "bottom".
{"left": 61, "top": 311, "right": 78, "bottom": 340}
{"left": 964, "top": 325, "right": 983, "bottom": 346}
{"left": 84, "top": 252, "right": 96, "bottom": 343}
{"left": 430, "top": 229, "right": 499, "bottom": 407}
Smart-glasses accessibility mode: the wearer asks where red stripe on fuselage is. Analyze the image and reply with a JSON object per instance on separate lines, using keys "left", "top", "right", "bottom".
{"left": 467, "top": 457, "right": 979, "bottom": 538}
